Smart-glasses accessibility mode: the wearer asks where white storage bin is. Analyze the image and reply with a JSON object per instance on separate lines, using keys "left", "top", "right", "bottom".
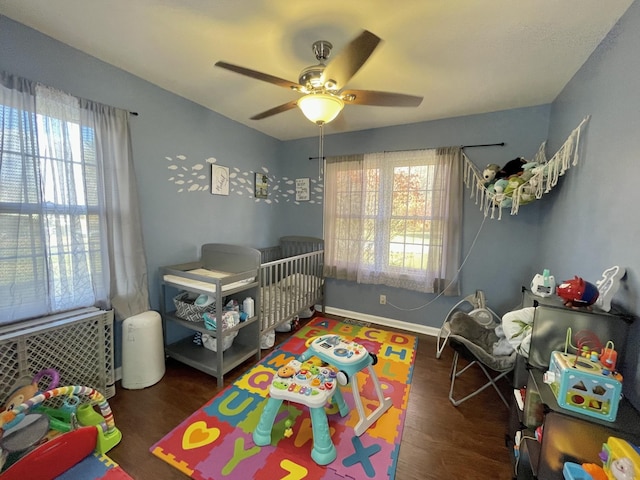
{"left": 122, "top": 310, "right": 166, "bottom": 389}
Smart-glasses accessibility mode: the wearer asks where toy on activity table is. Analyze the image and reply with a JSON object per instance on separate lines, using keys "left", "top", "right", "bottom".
{"left": 253, "top": 334, "right": 392, "bottom": 466}
{"left": 0, "top": 385, "right": 122, "bottom": 480}
{"left": 543, "top": 328, "right": 623, "bottom": 422}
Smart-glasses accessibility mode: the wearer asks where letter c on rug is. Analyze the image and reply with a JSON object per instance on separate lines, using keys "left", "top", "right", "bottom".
{"left": 182, "top": 421, "right": 220, "bottom": 450}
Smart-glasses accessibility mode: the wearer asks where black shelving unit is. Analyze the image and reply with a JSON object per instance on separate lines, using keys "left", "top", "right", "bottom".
{"left": 512, "top": 368, "right": 640, "bottom": 480}
{"left": 507, "top": 288, "right": 638, "bottom": 479}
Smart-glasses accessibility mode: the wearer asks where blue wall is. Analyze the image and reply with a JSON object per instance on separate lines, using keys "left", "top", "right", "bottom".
{"left": 0, "top": 16, "right": 284, "bottom": 360}
{"left": 539, "top": 1, "right": 640, "bottom": 410}
{"left": 280, "top": 107, "right": 551, "bottom": 327}
{"left": 0, "top": 16, "right": 283, "bottom": 311}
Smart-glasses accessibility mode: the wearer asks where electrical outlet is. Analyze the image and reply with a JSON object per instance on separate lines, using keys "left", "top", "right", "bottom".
{"left": 379, "top": 294, "right": 387, "bottom": 305}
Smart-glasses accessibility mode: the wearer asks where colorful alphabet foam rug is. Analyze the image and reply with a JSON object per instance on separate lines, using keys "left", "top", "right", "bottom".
{"left": 150, "top": 317, "right": 417, "bottom": 480}
{"left": 56, "top": 452, "right": 133, "bottom": 479}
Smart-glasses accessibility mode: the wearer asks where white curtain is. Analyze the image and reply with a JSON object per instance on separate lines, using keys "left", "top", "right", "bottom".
{"left": 0, "top": 72, "right": 149, "bottom": 323}
{"left": 80, "top": 96, "right": 150, "bottom": 320}
{"left": 323, "top": 147, "right": 462, "bottom": 295}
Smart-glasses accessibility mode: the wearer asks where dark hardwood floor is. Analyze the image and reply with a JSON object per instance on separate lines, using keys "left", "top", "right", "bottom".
{"left": 107, "top": 316, "right": 515, "bottom": 479}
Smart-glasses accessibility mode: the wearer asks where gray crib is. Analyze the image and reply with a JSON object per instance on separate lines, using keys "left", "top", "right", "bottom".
{"left": 258, "top": 236, "right": 324, "bottom": 333}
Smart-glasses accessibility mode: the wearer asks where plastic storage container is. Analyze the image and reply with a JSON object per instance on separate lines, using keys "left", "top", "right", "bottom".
{"left": 122, "top": 310, "right": 166, "bottom": 389}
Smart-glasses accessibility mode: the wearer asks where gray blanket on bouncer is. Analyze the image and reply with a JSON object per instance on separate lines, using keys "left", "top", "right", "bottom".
{"left": 448, "top": 311, "right": 517, "bottom": 372}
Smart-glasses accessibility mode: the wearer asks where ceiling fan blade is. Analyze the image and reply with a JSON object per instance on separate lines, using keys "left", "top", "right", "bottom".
{"left": 322, "top": 30, "right": 381, "bottom": 89}
{"left": 341, "top": 89, "right": 423, "bottom": 107}
{"left": 215, "top": 61, "right": 302, "bottom": 90}
{"left": 250, "top": 100, "right": 299, "bottom": 120}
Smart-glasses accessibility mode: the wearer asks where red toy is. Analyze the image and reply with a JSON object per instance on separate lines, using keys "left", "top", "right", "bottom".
{"left": 556, "top": 276, "right": 599, "bottom": 308}
{"left": 0, "top": 426, "right": 97, "bottom": 480}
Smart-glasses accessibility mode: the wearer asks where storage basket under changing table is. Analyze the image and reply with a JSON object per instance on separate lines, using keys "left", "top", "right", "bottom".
{"left": 172, "top": 292, "right": 215, "bottom": 322}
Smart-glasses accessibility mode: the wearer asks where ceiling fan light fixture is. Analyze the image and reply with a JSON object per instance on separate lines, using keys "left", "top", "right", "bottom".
{"left": 298, "top": 93, "right": 344, "bottom": 125}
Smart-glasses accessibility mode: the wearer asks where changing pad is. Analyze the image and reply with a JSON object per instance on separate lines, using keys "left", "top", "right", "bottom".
{"left": 163, "top": 268, "right": 255, "bottom": 294}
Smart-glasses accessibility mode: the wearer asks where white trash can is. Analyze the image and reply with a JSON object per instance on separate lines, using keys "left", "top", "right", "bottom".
{"left": 122, "top": 310, "right": 166, "bottom": 389}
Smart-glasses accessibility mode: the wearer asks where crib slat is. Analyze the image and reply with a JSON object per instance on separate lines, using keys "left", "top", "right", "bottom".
{"left": 257, "top": 238, "right": 324, "bottom": 333}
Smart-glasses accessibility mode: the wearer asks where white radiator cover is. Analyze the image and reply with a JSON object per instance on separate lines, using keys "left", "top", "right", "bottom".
{"left": 0, "top": 307, "right": 115, "bottom": 400}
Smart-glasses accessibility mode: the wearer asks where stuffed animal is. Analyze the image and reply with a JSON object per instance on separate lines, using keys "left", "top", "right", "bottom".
{"left": 497, "top": 157, "right": 527, "bottom": 179}
{"left": 482, "top": 164, "right": 501, "bottom": 184}
{"left": 518, "top": 185, "right": 537, "bottom": 204}
{"left": 493, "top": 179, "right": 509, "bottom": 194}
{"left": 529, "top": 163, "right": 551, "bottom": 188}
{"left": 498, "top": 196, "right": 513, "bottom": 209}
{"left": 491, "top": 179, "right": 510, "bottom": 208}
{"left": 504, "top": 176, "right": 525, "bottom": 197}
{"left": 3, "top": 382, "right": 38, "bottom": 413}
{"left": 519, "top": 161, "right": 538, "bottom": 182}
{"left": 482, "top": 158, "right": 527, "bottom": 184}
{"left": 2, "top": 368, "right": 60, "bottom": 412}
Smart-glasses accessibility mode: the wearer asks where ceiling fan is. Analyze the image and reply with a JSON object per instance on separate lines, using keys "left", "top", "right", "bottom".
{"left": 214, "top": 30, "right": 423, "bottom": 125}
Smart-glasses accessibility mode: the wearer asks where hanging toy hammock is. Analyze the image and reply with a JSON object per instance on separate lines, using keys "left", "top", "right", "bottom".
{"left": 464, "top": 116, "right": 590, "bottom": 219}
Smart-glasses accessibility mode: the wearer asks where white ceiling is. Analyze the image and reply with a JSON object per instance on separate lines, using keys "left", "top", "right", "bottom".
{"left": 0, "top": 1, "right": 633, "bottom": 141}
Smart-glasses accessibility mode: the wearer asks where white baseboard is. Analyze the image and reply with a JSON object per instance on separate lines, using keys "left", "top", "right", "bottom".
{"left": 320, "top": 305, "right": 440, "bottom": 337}
{"left": 114, "top": 309, "right": 438, "bottom": 386}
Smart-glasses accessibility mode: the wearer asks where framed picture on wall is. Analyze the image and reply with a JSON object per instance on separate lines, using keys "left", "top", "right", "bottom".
{"left": 296, "top": 178, "right": 310, "bottom": 201}
{"left": 255, "top": 173, "right": 268, "bottom": 198}
{"left": 211, "top": 165, "right": 230, "bottom": 195}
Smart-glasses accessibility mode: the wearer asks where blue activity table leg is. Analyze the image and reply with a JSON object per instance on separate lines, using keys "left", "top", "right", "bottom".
{"left": 253, "top": 397, "right": 283, "bottom": 446}
{"left": 333, "top": 387, "right": 349, "bottom": 417}
{"left": 309, "top": 406, "right": 336, "bottom": 465}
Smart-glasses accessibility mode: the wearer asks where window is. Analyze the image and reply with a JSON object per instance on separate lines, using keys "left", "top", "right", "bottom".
{"left": 1, "top": 73, "right": 149, "bottom": 326}
{"left": 323, "top": 148, "right": 463, "bottom": 294}
{"left": 0, "top": 85, "right": 108, "bottom": 324}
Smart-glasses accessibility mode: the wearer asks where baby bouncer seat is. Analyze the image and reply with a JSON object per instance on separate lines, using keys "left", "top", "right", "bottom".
{"left": 436, "top": 291, "right": 516, "bottom": 407}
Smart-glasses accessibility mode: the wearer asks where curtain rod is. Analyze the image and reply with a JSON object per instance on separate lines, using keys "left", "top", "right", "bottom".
{"left": 462, "top": 142, "right": 505, "bottom": 149}
{"left": 385, "top": 142, "right": 505, "bottom": 153}
{"left": 308, "top": 142, "right": 504, "bottom": 160}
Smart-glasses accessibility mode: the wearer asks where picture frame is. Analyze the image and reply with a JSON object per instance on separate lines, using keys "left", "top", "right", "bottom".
{"left": 296, "top": 177, "right": 310, "bottom": 201}
{"left": 255, "top": 173, "right": 268, "bottom": 198}
{"left": 211, "top": 165, "right": 229, "bottom": 195}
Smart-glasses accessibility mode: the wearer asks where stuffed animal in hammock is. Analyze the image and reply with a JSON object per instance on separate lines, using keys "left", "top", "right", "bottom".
{"left": 497, "top": 157, "right": 527, "bottom": 179}
{"left": 482, "top": 164, "right": 501, "bottom": 184}
{"left": 482, "top": 157, "right": 527, "bottom": 184}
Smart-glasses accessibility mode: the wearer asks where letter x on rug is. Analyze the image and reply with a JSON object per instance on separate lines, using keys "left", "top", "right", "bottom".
{"left": 150, "top": 317, "right": 417, "bottom": 479}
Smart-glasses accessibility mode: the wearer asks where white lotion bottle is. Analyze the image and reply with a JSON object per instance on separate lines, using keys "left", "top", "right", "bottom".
{"left": 243, "top": 297, "right": 254, "bottom": 318}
